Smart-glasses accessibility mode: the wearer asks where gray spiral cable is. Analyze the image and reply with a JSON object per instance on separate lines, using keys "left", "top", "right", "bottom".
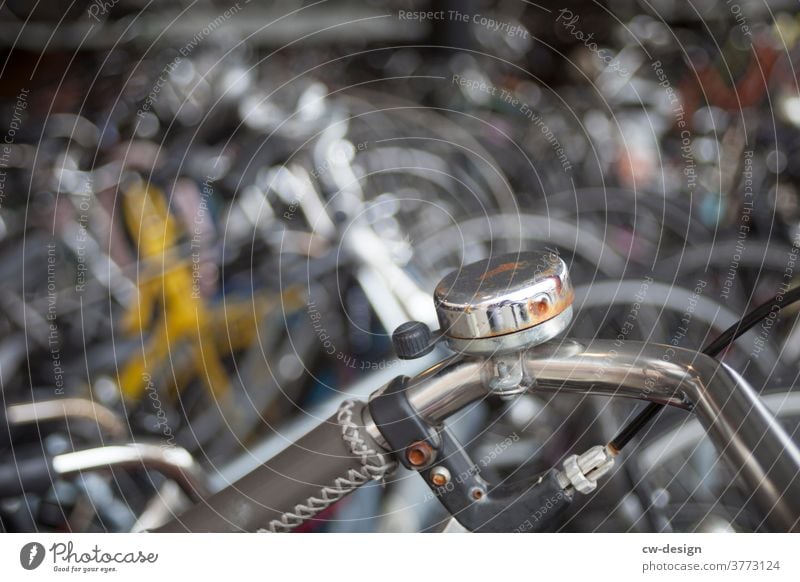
{"left": 264, "top": 400, "right": 396, "bottom": 532}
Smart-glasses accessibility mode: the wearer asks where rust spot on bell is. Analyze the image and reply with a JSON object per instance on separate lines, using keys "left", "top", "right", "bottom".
{"left": 532, "top": 297, "right": 549, "bottom": 316}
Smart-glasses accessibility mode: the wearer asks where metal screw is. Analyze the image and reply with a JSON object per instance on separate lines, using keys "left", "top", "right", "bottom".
{"left": 430, "top": 466, "right": 451, "bottom": 486}
{"left": 471, "top": 487, "right": 485, "bottom": 500}
{"left": 406, "top": 441, "right": 434, "bottom": 467}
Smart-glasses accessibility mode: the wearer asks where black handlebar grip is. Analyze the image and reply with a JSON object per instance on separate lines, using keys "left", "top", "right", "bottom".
{"left": 155, "top": 400, "right": 392, "bottom": 532}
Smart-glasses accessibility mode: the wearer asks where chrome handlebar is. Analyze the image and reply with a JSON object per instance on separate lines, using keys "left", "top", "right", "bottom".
{"left": 364, "top": 338, "right": 800, "bottom": 532}
{"left": 162, "top": 249, "right": 800, "bottom": 532}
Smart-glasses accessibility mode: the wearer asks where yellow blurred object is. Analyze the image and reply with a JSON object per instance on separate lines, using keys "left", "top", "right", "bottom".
{"left": 119, "top": 182, "right": 229, "bottom": 400}
{"left": 773, "top": 12, "right": 800, "bottom": 48}
{"left": 118, "top": 182, "right": 306, "bottom": 406}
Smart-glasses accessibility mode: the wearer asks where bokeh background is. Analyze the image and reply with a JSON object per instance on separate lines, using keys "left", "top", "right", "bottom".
{"left": 1, "top": 0, "right": 799, "bottom": 532}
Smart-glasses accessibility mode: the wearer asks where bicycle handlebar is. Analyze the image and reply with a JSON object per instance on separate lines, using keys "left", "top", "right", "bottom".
{"left": 157, "top": 339, "right": 800, "bottom": 532}
{"left": 522, "top": 340, "right": 800, "bottom": 531}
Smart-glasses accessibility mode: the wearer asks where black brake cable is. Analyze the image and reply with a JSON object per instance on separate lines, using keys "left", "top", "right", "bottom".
{"left": 608, "top": 285, "right": 800, "bottom": 453}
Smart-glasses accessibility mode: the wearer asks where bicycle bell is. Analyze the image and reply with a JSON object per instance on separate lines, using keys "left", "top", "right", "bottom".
{"left": 433, "top": 250, "right": 574, "bottom": 355}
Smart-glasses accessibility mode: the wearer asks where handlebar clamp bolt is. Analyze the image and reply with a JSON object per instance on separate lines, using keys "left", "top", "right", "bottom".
{"left": 430, "top": 466, "right": 451, "bottom": 486}
{"left": 487, "top": 355, "right": 527, "bottom": 398}
{"left": 406, "top": 440, "right": 435, "bottom": 467}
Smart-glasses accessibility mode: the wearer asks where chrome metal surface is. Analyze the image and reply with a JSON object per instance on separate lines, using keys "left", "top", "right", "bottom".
{"left": 433, "top": 250, "right": 574, "bottom": 344}
{"left": 52, "top": 443, "right": 209, "bottom": 501}
{"left": 7, "top": 398, "right": 127, "bottom": 438}
{"left": 693, "top": 363, "right": 800, "bottom": 532}
{"left": 487, "top": 353, "right": 527, "bottom": 397}
{"left": 524, "top": 339, "right": 800, "bottom": 531}
{"left": 362, "top": 339, "right": 689, "bottom": 446}
{"left": 522, "top": 339, "right": 693, "bottom": 409}
{"left": 364, "top": 336, "right": 800, "bottom": 530}
{"left": 557, "top": 445, "right": 616, "bottom": 494}
{"left": 430, "top": 466, "right": 452, "bottom": 485}
{"left": 130, "top": 481, "right": 192, "bottom": 532}
{"left": 639, "top": 391, "right": 800, "bottom": 468}
{"left": 403, "top": 356, "right": 490, "bottom": 426}
{"left": 445, "top": 307, "right": 573, "bottom": 356}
